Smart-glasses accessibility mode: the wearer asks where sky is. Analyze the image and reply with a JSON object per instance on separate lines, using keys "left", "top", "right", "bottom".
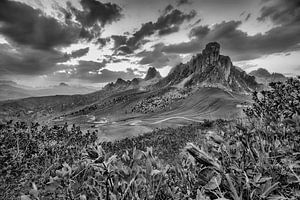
{"left": 0, "top": 0, "right": 299, "bottom": 87}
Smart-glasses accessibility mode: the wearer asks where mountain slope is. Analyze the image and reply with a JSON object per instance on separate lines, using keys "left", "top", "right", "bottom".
{"left": 156, "top": 42, "right": 260, "bottom": 92}
{"left": 0, "top": 42, "right": 256, "bottom": 128}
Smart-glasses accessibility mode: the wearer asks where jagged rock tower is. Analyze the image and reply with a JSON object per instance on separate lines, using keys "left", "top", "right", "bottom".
{"left": 144, "top": 67, "right": 162, "bottom": 81}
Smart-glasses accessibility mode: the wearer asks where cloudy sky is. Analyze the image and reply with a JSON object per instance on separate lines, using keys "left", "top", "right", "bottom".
{"left": 0, "top": 0, "right": 299, "bottom": 87}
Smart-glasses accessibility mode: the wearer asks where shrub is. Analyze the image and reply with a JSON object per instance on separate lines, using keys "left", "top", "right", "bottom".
{"left": 244, "top": 77, "right": 300, "bottom": 126}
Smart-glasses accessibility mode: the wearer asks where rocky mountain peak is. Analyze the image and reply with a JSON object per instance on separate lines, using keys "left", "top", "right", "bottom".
{"left": 144, "top": 67, "right": 162, "bottom": 81}
{"left": 202, "top": 42, "right": 220, "bottom": 66}
{"left": 115, "top": 78, "right": 127, "bottom": 85}
{"left": 156, "top": 42, "right": 260, "bottom": 93}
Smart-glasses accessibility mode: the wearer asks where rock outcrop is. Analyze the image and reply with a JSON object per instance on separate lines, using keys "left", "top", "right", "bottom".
{"left": 144, "top": 67, "right": 162, "bottom": 81}
{"left": 104, "top": 67, "right": 162, "bottom": 91}
{"left": 104, "top": 78, "right": 132, "bottom": 91}
{"left": 156, "top": 42, "right": 260, "bottom": 92}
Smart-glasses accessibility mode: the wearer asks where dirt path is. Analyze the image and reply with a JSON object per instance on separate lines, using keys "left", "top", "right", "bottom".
{"left": 150, "top": 116, "right": 204, "bottom": 124}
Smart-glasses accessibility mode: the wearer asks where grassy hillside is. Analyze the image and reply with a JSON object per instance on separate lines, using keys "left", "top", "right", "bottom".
{"left": 1, "top": 78, "right": 298, "bottom": 199}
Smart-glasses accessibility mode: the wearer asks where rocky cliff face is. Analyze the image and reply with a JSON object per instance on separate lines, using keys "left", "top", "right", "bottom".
{"left": 157, "top": 42, "right": 260, "bottom": 92}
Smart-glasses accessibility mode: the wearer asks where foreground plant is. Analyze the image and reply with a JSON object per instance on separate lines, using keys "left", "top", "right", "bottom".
{"left": 1, "top": 78, "right": 299, "bottom": 199}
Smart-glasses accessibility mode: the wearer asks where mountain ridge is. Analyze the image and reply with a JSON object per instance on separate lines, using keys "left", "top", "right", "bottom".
{"left": 249, "top": 68, "right": 286, "bottom": 85}
{"left": 103, "top": 67, "right": 162, "bottom": 91}
{"left": 155, "top": 42, "right": 260, "bottom": 93}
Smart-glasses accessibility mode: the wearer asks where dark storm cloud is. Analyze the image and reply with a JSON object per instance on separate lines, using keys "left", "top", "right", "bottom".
{"left": 67, "top": 0, "right": 122, "bottom": 28}
{"left": 177, "top": 0, "right": 193, "bottom": 6}
{"left": 115, "top": 9, "right": 196, "bottom": 54}
{"left": 162, "top": 40, "right": 201, "bottom": 54}
{"left": 137, "top": 43, "right": 182, "bottom": 68}
{"left": 0, "top": 44, "right": 69, "bottom": 76}
{"left": 0, "top": 0, "right": 83, "bottom": 50}
{"left": 158, "top": 26, "right": 180, "bottom": 35}
{"left": 257, "top": 0, "right": 300, "bottom": 25}
{"left": 70, "top": 47, "right": 90, "bottom": 58}
{"left": 96, "top": 38, "right": 110, "bottom": 47}
{"left": 126, "top": 22, "right": 155, "bottom": 49}
{"left": 0, "top": 0, "right": 124, "bottom": 78}
{"left": 162, "top": 15, "right": 300, "bottom": 61}
{"left": 155, "top": 9, "right": 196, "bottom": 33}
{"left": 188, "top": 25, "right": 210, "bottom": 38}
{"left": 111, "top": 35, "right": 127, "bottom": 48}
{"left": 117, "top": 46, "right": 134, "bottom": 55}
{"left": 162, "top": 4, "right": 174, "bottom": 15}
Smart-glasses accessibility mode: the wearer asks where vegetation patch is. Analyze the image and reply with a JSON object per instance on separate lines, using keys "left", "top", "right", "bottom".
{"left": 0, "top": 78, "right": 299, "bottom": 199}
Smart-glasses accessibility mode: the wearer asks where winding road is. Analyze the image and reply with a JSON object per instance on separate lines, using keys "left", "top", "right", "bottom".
{"left": 150, "top": 116, "right": 204, "bottom": 124}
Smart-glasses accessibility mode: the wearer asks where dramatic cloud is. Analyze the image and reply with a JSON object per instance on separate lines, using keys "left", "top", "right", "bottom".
{"left": 111, "top": 35, "right": 127, "bottom": 49}
{"left": 257, "top": 0, "right": 300, "bottom": 26}
{"left": 177, "top": 0, "right": 193, "bottom": 6}
{"left": 0, "top": 0, "right": 84, "bottom": 50}
{"left": 0, "top": 0, "right": 299, "bottom": 84}
{"left": 0, "top": 0, "right": 122, "bottom": 52}
{"left": 70, "top": 47, "right": 90, "bottom": 58}
{"left": 0, "top": 43, "right": 69, "bottom": 76}
{"left": 114, "top": 8, "right": 196, "bottom": 54}
{"left": 137, "top": 43, "right": 182, "bottom": 68}
{"left": 162, "top": 5, "right": 174, "bottom": 15}
{"left": 67, "top": 0, "right": 122, "bottom": 28}
{"left": 162, "top": 16, "right": 300, "bottom": 61}
{"left": 155, "top": 9, "right": 196, "bottom": 35}
{"left": 0, "top": 0, "right": 125, "bottom": 82}
{"left": 96, "top": 38, "right": 110, "bottom": 47}
{"left": 189, "top": 25, "right": 210, "bottom": 38}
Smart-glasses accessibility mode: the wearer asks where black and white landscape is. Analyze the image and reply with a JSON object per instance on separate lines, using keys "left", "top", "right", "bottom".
{"left": 0, "top": 0, "right": 299, "bottom": 199}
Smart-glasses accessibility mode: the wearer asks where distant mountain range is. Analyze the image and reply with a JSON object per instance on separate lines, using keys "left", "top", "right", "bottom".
{"left": 1, "top": 42, "right": 287, "bottom": 102}
{"left": 104, "top": 42, "right": 263, "bottom": 93}
{"left": 103, "top": 42, "right": 288, "bottom": 94}
{"left": 249, "top": 68, "right": 286, "bottom": 85}
{"left": 103, "top": 67, "right": 162, "bottom": 91}
{"left": 0, "top": 81, "right": 97, "bottom": 101}
{"left": 0, "top": 42, "right": 290, "bottom": 126}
